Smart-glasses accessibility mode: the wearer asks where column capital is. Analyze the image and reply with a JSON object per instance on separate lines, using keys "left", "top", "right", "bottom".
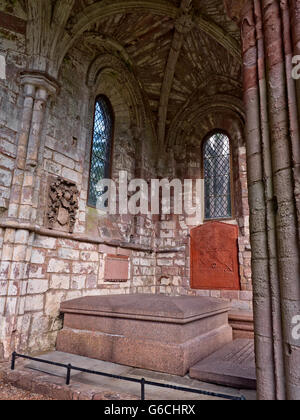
{"left": 20, "top": 71, "right": 60, "bottom": 96}
{"left": 223, "top": 0, "right": 249, "bottom": 24}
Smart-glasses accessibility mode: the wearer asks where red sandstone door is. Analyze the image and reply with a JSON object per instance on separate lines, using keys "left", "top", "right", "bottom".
{"left": 191, "top": 221, "right": 240, "bottom": 290}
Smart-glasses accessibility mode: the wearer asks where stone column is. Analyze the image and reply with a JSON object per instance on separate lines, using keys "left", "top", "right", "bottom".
{"left": 241, "top": 1, "right": 278, "bottom": 399}
{"left": 289, "top": 0, "right": 300, "bottom": 238}
{"left": 0, "top": 72, "right": 58, "bottom": 359}
{"left": 225, "top": 0, "right": 300, "bottom": 400}
{"left": 19, "top": 73, "right": 59, "bottom": 222}
{"left": 262, "top": 0, "right": 300, "bottom": 400}
{"left": 8, "top": 72, "right": 59, "bottom": 222}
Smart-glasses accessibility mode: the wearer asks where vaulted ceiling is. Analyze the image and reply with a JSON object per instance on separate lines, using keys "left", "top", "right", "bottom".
{"left": 64, "top": 0, "right": 243, "bottom": 145}
{"left": 1, "top": 0, "right": 243, "bottom": 146}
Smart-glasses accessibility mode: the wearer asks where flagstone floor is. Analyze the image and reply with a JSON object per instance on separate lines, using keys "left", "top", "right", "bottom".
{"left": 25, "top": 351, "right": 256, "bottom": 401}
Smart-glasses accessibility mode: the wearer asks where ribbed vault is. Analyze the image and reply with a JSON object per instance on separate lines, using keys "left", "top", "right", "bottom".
{"left": 21, "top": 0, "right": 243, "bottom": 150}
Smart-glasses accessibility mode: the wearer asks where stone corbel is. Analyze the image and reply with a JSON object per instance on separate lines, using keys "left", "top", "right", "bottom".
{"left": 20, "top": 71, "right": 60, "bottom": 97}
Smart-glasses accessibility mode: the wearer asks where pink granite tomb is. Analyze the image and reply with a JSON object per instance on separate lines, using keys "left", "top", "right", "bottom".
{"left": 56, "top": 294, "right": 233, "bottom": 376}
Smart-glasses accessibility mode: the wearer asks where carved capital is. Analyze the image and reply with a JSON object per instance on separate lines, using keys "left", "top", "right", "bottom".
{"left": 20, "top": 71, "right": 60, "bottom": 96}
{"left": 223, "top": 0, "right": 249, "bottom": 24}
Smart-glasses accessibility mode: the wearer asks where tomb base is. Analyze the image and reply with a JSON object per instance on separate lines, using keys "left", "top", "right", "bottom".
{"left": 57, "top": 294, "right": 233, "bottom": 376}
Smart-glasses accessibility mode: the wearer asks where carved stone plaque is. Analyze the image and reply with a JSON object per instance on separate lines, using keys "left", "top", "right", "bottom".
{"left": 191, "top": 222, "right": 240, "bottom": 290}
{"left": 104, "top": 255, "right": 130, "bottom": 283}
{"left": 46, "top": 177, "right": 79, "bottom": 234}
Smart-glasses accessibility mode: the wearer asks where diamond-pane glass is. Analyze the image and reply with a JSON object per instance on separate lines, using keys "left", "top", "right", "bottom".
{"left": 88, "top": 96, "right": 113, "bottom": 207}
{"left": 204, "top": 133, "right": 232, "bottom": 220}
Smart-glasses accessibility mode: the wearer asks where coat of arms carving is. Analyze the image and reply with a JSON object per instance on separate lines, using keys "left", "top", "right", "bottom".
{"left": 46, "top": 177, "right": 79, "bottom": 233}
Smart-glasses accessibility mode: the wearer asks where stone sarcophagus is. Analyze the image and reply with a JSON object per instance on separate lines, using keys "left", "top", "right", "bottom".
{"left": 57, "top": 294, "right": 232, "bottom": 376}
{"left": 191, "top": 222, "right": 240, "bottom": 290}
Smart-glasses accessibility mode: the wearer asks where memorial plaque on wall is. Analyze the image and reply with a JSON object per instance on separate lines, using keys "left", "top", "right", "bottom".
{"left": 191, "top": 222, "right": 240, "bottom": 290}
{"left": 104, "top": 254, "right": 130, "bottom": 283}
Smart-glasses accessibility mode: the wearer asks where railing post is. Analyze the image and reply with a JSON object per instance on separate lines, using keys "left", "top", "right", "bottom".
{"left": 66, "top": 364, "right": 72, "bottom": 385}
{"left": 11, "top": 352, "right": 17, "bottom": 370}
{"left": 141, "top": 378, "right": 145, "bottom": 401}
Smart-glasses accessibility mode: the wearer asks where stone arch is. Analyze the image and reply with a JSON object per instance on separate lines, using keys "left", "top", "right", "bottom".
{"left": 85, "top": 64, "right": 138, "bottom": 184}
{"left": 167, "top": 94, "right": 246, "bottom": 222}
{"left": 171, "top": 105, "right": 246, "bottom": 214}
{"left": 170, "top": 106, "right": 250, "bottom": 289}
{"left": 190, "top": 111, "right": 246, "bottom": 224}
{"left": 83, "top": 51, "right": 158, "bottom": 212}
{"left": 83, "top": 62, "right": 142, "bottom": 241}
{"left": 86, "top": 54, "right": 147, "bottom": 135}
{"left": 167, "top": 93, "right": 245, "bottom": 150}
{"left": 82, "top": 32, "right": 134, "bottom": 68}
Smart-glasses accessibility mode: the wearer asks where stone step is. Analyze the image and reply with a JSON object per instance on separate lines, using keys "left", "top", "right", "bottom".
{"left": 229, "top": 311, "right": 254, "bottom": 340}
{"left": 189, "top": 339, "right": 256, "bottom": 390}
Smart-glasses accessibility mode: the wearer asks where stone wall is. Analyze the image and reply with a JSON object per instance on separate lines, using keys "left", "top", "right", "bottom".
{"left": 154, "top": 110, "right": 253, "bottom": 310}
{"left": 0, "top": 17, "right": 26, "bottom": 215}
{"left": 25, "top": 236, "right": 157, "bottom": 354}
{"left": 0, "top": 33, "right": 161, "bottom": 357}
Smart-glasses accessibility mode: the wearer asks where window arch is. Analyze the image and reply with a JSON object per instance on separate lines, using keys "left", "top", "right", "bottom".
{"left": 203, "top": 132, "right": 233, "bottom": 220}
{"left": 88, "top": 95, "right": 114, "bottom": 207}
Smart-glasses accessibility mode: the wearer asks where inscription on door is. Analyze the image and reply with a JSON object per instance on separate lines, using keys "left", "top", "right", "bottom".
{"left": 191, "top": 222, "right": 240, "bottom": 290}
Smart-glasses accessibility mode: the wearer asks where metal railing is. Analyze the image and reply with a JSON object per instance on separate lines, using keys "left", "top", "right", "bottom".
{"left": 11, "top": 352, "right": 246, "bottom": 401}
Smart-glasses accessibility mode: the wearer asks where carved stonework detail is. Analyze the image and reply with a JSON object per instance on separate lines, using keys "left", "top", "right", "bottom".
{"left": 175, "top": 13, "right": 194, "bottom": 34}
{"left": 46, "top": 177, "right": 79, "bottom": 234}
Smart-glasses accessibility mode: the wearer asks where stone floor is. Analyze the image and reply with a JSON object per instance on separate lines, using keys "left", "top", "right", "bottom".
{"left": 190, "top": 339, "right": 256, "bottom": 390}
{"left": 22, "top": 351, "right": 256, "bottom": 401}
{"left": 0, "top": 379, "right": 53, "bottom": 400}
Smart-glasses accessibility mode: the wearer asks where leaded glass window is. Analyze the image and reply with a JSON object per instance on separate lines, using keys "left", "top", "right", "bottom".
{"left": 203, "top": 132, "right": 232, "bottom": 220}
{"left": 88, "top": 96, "right": 113, "bottom": 207}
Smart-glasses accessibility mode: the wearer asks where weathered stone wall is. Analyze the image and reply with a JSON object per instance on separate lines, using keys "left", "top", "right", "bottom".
{"left": 0, "top": 226, "right": 5, "bottom": 359}
{"left": 0, "top": 31, "right": 159, "bottom": 357}
{"left": 25, "top": 236, "right": 157, "bottom": 354}
{"left": 155, "top": 109, "right": 252, "bottom": 310}
{"left": 0, "top": 20, "right": 26, "bottom": 215}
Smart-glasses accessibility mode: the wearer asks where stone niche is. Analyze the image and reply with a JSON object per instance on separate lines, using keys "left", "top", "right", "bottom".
{"left": 46, "top": 176, "right": 79, "bottom": 234}
{"left": 57, "top": 294, "right": 233, "bottom": 376}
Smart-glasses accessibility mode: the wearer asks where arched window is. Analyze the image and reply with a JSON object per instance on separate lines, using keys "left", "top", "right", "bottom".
{"left": 88, "top": 96, "right": 114, "bottom": 207}
{"left": 203, "top": 132, "right": 233, "bottom": 220}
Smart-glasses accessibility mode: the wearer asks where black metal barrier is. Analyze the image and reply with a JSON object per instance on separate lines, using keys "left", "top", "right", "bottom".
{"left": 11, "top": 352, "right": 246, "bottom": 401}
